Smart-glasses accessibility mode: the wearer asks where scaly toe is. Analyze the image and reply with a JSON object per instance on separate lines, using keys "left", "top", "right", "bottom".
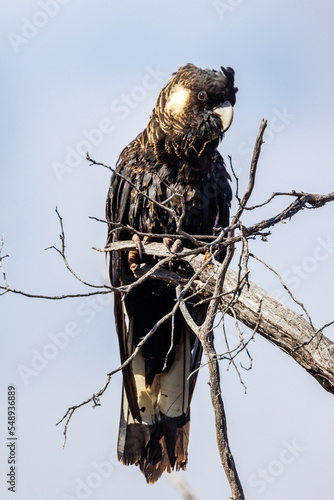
{"left": 171, "top": 238, "right": 183, "bottom": 254}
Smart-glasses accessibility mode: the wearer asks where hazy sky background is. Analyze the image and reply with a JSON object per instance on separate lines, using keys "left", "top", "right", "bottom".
{"left": 1, "top": 1, "right": 334, "bottom": 499}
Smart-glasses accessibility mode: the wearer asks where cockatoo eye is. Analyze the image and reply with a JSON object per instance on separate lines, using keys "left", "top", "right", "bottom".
{"left": 197, "top": 90, "right": 208, "bottom": 101}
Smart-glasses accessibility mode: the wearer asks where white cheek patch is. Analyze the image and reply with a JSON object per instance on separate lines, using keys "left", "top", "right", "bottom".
{"left": 166, "top": 85, "right": 191, "bottom": 115}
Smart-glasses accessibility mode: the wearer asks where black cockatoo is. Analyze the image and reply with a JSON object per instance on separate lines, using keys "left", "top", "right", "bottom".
{"left": 106, "top": 63, "right": 237, "bottom": 483}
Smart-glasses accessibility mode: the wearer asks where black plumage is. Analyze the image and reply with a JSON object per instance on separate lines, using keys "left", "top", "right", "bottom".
{"left": 106, "top": 63, "right": 237, "bottom": 483}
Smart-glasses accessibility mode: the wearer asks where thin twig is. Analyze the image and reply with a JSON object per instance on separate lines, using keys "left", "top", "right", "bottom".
{"left": 88, "top": 154, "right": 180, "bottom": 222}
{"left": 232, "top": 119, "right": 267, "bottom": 224}
{"left": 250, "top": 253, "right": 314, "bottom": 328}
{"left": 222, "top": 316, "right": 247, "bottom": 393}
{"left": 0, "top": 235, "right": 9, "bottom": 292}
{"left": 0, "top": 288, "right": 113, "bottom": 300}
{"left": 292, "top": 320, "right": 334, "bottom": 353}
{"left": 57, "top": 292, "right": 187, "bottom": 444}
{"left": 229, "top": 155, "right": 241, "bottom": 204}
{"left": 45, "top": 208, "right": 112, "bottom": 290}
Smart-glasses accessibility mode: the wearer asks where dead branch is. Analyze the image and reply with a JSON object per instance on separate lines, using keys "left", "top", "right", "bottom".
{"left": 2, "top": 118, "right": 333, "bottom": 498}
{"left": 178, "top": 240, "right": 246, "bottom": 500}
{"left": 103, "top": 240, "right": 334, "bottom": 396}
{"left": 56, "top": 300, "right": 185, "bottom": 446}
{"left": 166, "top": 472, "right": 199, "bottom": 500}
{"left": 232, "top": 118, "right": 267, "bottom": 223}
{"left": 45, "top": 207, "right": 112, "bottom": 290}
{"left": 100, "top": 189, "right": 334, "bottom": 257}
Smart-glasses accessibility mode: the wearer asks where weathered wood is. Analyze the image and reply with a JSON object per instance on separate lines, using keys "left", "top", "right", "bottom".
{"left": 221, "top": 271, "right": 334, "bottom": 394}
{"left": 101, "top": 240, "right": 334, "bottom": 395}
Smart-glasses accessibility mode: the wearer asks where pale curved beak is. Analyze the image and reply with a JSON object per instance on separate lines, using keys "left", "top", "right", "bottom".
{"left": 213, "top": 101, "right": 234, "bottom": 132}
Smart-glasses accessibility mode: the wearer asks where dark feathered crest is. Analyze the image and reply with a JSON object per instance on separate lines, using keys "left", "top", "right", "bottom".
{"left": 140, "top": 63, "right": 238, "bottom": 161}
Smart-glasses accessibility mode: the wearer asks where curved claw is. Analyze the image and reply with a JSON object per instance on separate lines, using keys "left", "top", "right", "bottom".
{"left": 163, "top": 237, "right": 173, "bottom": 252}
{"left": 171, "top": 238, "right": 183, "bottom": 254}
{"left": 128, "top": 250, "right": 139, "bottom": 272}
{"left": 163, "top": 237, "right": 183, "bottom": 254}
{"left": 132, "top": 234, "right": 143, "bottom": 259}
{"left": 203, "top": 250, "right": 212, "bottom": 265}
{"left": 129, "top": 235, "right": 151, "bottom": 274}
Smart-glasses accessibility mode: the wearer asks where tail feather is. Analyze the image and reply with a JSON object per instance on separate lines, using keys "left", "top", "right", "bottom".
{"left": 115, "top": 279, "right": 203, "bottom": 483}
{"left": 117, "top": 327, "right": 194, "bottom": 483}
{"left": 118, "top": 399, "right": 190, "bottom": 483}
{"left": 117, "top": 390, "right": 150, "bottom": 465}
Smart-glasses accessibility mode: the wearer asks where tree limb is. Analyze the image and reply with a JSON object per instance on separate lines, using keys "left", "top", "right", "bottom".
{"left": 103, "top": 240, "right": 334, "bottom": 396}
{"left": 2, "top": 119, "right": 333, "bottom": 497}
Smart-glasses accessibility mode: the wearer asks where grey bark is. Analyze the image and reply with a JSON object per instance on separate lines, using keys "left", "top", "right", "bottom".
{"left": 103, "top": 240, "right": 334, "bottom": 395}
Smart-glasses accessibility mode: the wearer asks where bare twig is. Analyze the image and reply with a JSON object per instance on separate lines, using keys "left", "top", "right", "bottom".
{"left": 56, "top": 388, "right": 109, "bottom": 448}
{"left": 45, "top": 208, "right": 112, "bottom": 290}
{"left": 183, "top": 122, "right": 271, "bottom": 498}
{"left": 99, "top": 183, "right": 334, "bottom": 256}
{"left": 0, "top": 288, "right": 113, "bottom": 300}
{"left": 229, "top": 155, "right": 241, "bottom": 204}
{"left": 3, "top": 120, "right": 334, "bottom": 499}
{"left": 57, "top": 292, "right": 187, "bottom": 444}
{"left": 292, "top": 320, "right": 334, "bottom": 353}
{"left": 166, "top": 472, "right": 199, "bottom": 500}
{"left": 249, "top": 253, "right": 314, "bottom": 328}
{"left": 222, "top": 315, "right": 248, "bottom": 392}
{"left": 245, "top": 189, "right": 334, "bottom": 211}
{"left": 88, "top": 154, "right": 181, "bottom": 225}
{"left": 231, "top": 119, "right": 267, "bottom": 224}
{"left": 102, "top": 240, "right": 334, "bottom": 395}
{"left": 0, "top": 235, "right": 9, "bottom": 294}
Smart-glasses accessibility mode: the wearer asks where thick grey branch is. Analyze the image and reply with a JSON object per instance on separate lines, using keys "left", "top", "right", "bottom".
{"left": 104, "top": 241, "right": 334, "bottom": 395}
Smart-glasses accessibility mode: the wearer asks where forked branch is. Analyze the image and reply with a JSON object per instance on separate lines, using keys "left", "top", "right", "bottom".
{"left": 2, "top": 120, "right": 333, "bottom": 500}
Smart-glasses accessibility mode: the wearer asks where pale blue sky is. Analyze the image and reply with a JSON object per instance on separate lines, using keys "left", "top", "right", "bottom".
{"left": 1, "top": 1, "right": 334, "bottom": 499}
